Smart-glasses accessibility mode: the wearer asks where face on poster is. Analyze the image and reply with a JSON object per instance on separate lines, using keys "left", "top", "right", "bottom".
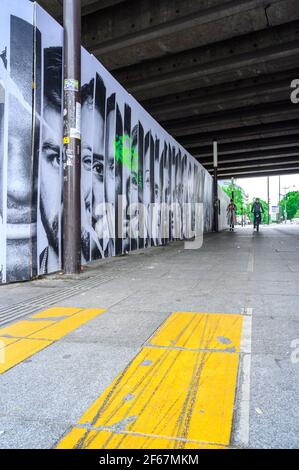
{"left": 170, "top": 146, "right": 176, "bottom": 239}
{"left": 104, "top": 91, "right": 116, "bottom": 257}
{"left": 129, "top": 112, "right": 139, "bottom": 251}
{"left": 120, "top": 102, "right": 131, "bottom": 253}
{"left": 143, "top": 130, "right": 151, "bottom": 247}
{"left": 0, "top": 0, "right": 35, "bottom": 282}
{"left": 81, "top": 47, "right": 94, "bottom": 264}
{"left": 114, "top": 102, "right": 123, "bottom": 255}
{"left": 36, "top": 4, "right": 63, "bottom": 276}
{"left": 91, "top": 71, "right": 106, "bottom": 260}
{"left": 152, "top": 136, "right": 161, "bottom": 246}
{"left": 137, "top": 120, "right": 144, "bottom": 248}
{"left": 162, "top": 142, "right": 170, "bottom": 242}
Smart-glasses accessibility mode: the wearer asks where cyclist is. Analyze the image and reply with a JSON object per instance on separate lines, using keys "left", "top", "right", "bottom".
{"left": 251, "top": 198, "right": 264, "bottom": 231}
{"left": 227, "top": 198, "right": 237, "bottom": 232}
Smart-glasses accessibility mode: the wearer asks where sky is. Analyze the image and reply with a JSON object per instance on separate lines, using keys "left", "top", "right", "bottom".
{"left": 221, "top": 174, "right": 299, "bottom": 208}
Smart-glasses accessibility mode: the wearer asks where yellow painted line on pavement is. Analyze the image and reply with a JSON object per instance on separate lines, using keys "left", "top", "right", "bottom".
{"left": 57, "top": 427, "right": 224, "bottom": 449}
{"left": 77, "top": 348, "right": 238, "bottom": 445}
{"left": 148, "top": 311, "right": 243, "bottom": 352}
{"left": 0, "top": 337, "right": 19, "bottom": 349}
{"left": 32, "top": 306, "right": 83, "bottom": 318}
{"left": 58, "top": 311, "right": 243, "bottom": 449}
{"left": 0, "top": 338, "right": 53, "bottom": 374}
{"left": 0, "top": 307, "right": 106, "bottom": 374}
{"left": 30, "top": 308, "right": 105, "bottom": 341}
{"left": 0, "top": 320, "right": 55, "bottom": 338}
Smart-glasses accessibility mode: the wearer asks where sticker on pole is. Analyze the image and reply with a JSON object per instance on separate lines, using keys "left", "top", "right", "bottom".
{"left": 64, "top": 79, "right": 79, "bottom": 92}
{"left": 70, "top": 128, "right": 81, "bottom": 140}
{"left": 65, "top": 149, "right": 75, "bottom": 167}
{"left": 75, "top": 102, "right": 81, "bottom": 134}
{"left": 69, "top": 102, "right": 81, "bottom": 140}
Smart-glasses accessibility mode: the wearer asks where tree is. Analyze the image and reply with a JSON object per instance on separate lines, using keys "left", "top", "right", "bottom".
{"left": 279, "top": 191, "right": 299, "bottom": 220}
{"left": 221, "top": 184, "right": 244, "bottom": 215}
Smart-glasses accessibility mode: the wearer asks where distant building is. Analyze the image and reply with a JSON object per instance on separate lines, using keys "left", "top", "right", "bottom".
{"left": 271, "top": 205, "right": 279, "bottom": 223}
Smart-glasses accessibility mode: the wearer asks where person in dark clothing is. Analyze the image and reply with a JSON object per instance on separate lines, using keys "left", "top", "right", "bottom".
{"left": 251, "top": 198, "right": 264, "bottom": 231}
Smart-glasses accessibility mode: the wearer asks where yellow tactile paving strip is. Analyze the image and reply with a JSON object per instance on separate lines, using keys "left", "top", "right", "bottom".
{"left": 148, "top": 311, "right": 243, "bottom": 352}
{"left": 30, "top": 308, "right": 106, "bottom": 341}
{"left": 58, "top": 311, "right": 243, "bottom": 449}
{"left": 0, "top": 338, "right": 53, "bottom": 374}
{"left": 0, "top": 307, "right": 106, "bottom": 374}
{"left": 32, "top": 307, "right": 82, "bottom": 318}
{"left": 0, "top": 320, "right": 56, "bottom": 338}
{"left": 58, "top": 427, "right": 225, "bottom": 449}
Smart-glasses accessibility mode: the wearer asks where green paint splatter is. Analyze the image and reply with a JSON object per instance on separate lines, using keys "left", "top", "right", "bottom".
{"left": 138, "top": 172, "right": 143, "bottom": 190}
{"left": 114, "top": 133, "right": 143, "bottom": 188}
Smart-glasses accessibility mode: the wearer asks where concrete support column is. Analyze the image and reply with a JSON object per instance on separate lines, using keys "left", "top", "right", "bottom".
{"left": 63, "top": 0, "right": 82, "bottom": 274}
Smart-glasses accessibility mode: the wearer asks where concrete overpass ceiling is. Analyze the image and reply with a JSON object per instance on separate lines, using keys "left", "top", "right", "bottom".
{"left": 37, "top": 0, "right": 127, "bottom": 20}
{"left": 37, "top": 0, "right": 299, "bottom": 178}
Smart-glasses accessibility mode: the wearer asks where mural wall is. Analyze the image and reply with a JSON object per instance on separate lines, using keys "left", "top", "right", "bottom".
{"left": 0, "top": 0, "right": 229, "bottom": 284}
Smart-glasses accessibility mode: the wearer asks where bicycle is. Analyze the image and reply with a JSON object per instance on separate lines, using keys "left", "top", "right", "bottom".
{"left": 253, "top": 212, "right": 262, "bottom": 232}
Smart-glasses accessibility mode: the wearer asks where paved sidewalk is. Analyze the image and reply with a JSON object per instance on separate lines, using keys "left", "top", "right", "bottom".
{"left": 0, "top": 225, "right": 298, "bottom": 449}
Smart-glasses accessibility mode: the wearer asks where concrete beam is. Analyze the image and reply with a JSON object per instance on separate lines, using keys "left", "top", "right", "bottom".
{"left": 189, "top": 136, "right": 299, "bottom": 157}
{"left": 205, "top": 155, "right": 299, "bottom": 171}
{"left": 82, "top": 0, "right": 127, "bottom": 16}
{"left": 199, "top": 148, "right": 299, "bottom": 164}
{"left": 212, "top": 162, "right": 299, "bottom": 177}
{"left": 218, "top": 168, "right": 299, "bottom": 179}
{"left": 82, "top": 0, "right": 299, "bottom": 70}
{"left": 37, "top": 0, "right": 126, "bottom": 21}
{"left": 178, "top": 120, "right": 299, "bottom": 148}
{"left": 143, "top": 72, "right": 296, "bottom": 120}
{"left": 142, "top": 68, "right": 298, "bottom": 107}
{"left": 164, "top": 102, "right": 299, "bottom": 136}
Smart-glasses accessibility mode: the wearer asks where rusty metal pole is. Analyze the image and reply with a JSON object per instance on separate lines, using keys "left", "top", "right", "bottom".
{"left": 63, "top": 0, "right": 81, "bottom": 274}
{"left": 213, "top": 141, "right": 219, "bottom": 232}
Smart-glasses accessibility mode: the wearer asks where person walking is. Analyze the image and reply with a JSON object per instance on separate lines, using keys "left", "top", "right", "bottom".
{"left": 227, "top": 198, "right": 237, "bottom": 232}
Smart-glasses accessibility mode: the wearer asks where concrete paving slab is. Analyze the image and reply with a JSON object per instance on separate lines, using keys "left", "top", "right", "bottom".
{"left": 251, "top": 316, "right": 299, "bottom": 356}
{"left": 0, "top": 415, "right": 67, "bottom": 449}
{"left": 0, "top": 341, "right": 138, "bottom": 424}
{"left": 62, "top": 309, "right": 170, "bottom": 347}
{"left": 249, "top": 354, "right": 299, "bottom": 449}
